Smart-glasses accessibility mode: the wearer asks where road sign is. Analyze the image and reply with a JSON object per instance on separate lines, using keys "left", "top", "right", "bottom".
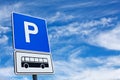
{"left": 14, "top": 51, "right": 54, "bottom": 74}
{"left": 12, "top": 13, "right": 50, "bottom": 52}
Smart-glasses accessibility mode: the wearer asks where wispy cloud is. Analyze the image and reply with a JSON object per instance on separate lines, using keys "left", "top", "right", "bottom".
{"left": 0, "top": 35, "right": 8, "bottom": 44}
{"left": 80, "top": 17, "right": 116, "bottom": 28}
{"left": 60, "top": 1, "right": 94, "bottom": 9}
{"left": 60, "top": 0, "right": 120, "bottom": 9}
{"left": 0, "top": 25, "right": 10, "bottom": 45}
{"left": 49, "top": 17, "right": 116, "bottom": 45}
{"left": 54, "top": 67, "right": 120, "bottom": 80}
{"left": 3, "top": 46, "right": 13, "bottom": 56}
{"left": 88, "top": 23, "right": 120, "bottom": 50}
{"left": 53, "top": 50, "right": 120, "bottom": 80}
{"left": 100, "top": 9, "right": 120, "bottom": 17}
{"left": 0, "top": 2, "right": 23, "bottom": 24}
{"left": 47, "top": 12, "right": 74, "bottom": 23}
{"left": 0, "top": 25, "right": 10, "bottom": 34}
{"left": 49, "top": 22, "right": 80, "bottom": 40}
{"left": 0, "top": 67, "right": 29, "bottom": 80}
{"left": 0, "top": 67, "right": 14, "bottom": 77}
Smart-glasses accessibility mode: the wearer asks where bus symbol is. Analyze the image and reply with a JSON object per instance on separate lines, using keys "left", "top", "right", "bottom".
{"left": 21, "top": 56, "right": 49, "bottom": 69}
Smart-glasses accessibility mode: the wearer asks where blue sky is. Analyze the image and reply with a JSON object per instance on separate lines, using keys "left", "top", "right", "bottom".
{"left": 0, "top": 0, "right": 120, "bottom": 80}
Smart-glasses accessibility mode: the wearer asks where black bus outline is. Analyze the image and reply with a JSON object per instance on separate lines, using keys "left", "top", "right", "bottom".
{"left": 21, "top": 56, "right": 49, "bottom": 69}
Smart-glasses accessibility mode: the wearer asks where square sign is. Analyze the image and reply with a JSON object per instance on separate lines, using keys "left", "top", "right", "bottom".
{"left": 12, "top": 13, "right": 50, "bottom": 53}
{"left": 14, "top": 51, "right": 54, "bottom": 74}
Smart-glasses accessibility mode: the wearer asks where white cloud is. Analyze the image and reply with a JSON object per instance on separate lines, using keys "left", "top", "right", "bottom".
{"left": 88, "top": 23, "right": 120, "bottom": 50}
{"left": 49, "top": 22, "right": 80, "bottom": 38}
{"left": 0, "top": 2, "right": 23, "bottom": 47}
{"left": 60, "top": 0, "right": 119, "bottom": 9}
{"left": 47, "top": 12, "right": 74, "bottom": 23}
{"left": 105, "top": 55, "right": 120, "bottom": 67}
{"left": 49, "top": 17, "right": 116, "bottom": 45}
{"left": 53, "top": 51, "right": 120, "bottom": 80}
{"left": 60, "top": 2, "right": 94, "bottom": 9}
{"left": 0, "top": 35, "right": 8, "bottom": 44}
{"left": 0, "top": 25, "right": 10, "bottom": 34}
{"left": 0, "top": 25, "right": 10, "bottom": 45}
{"left": 3, "top": 46, "right": 13, "bottom": 55}
{"left": 80, "top": 17, "right": 115, "bottom": 28}
{"left": 0, "top": 2, "right": 22, "bottom": 23}
{"left": 0, "top": 67, "right": 14, "bottom": 77}
{"left": 11, "top": 77, "right": 29, "bottom": 80}
{"left": 76, "top": 68, "right": 120, "bottom": 80}
{"left": 54, "top": 68, "right": 120, "bottom": 80}
{"left": 21, "top": 78, "right": 29, "bottom": 80}
{"left": 49, "top": 17, "right": 120, "bottom": 51}
{"left": 0, "top": 67, "right": 29, "bottom": 80}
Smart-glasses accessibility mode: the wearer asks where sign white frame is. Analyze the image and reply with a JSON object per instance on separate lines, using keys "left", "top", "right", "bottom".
{"left": 14, "top": 51, "right": 54, "bottom": 74}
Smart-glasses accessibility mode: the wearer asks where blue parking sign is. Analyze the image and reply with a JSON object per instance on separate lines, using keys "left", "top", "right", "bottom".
{"left": 12, "top": 13, "right": 50, "bottom": 53}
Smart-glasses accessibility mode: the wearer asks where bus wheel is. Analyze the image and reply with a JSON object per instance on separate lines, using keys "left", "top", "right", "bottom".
{"left": 24, "top": 63, "right": 29, "bottom": 68}
{"left": 41, "top": 64, "right": 45, "bottom": 69}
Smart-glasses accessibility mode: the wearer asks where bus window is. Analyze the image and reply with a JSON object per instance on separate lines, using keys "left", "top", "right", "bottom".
{"left": 21, "top": 57, "right": 25, "bottom": 61}
{"left": 43, "top": 58, "right": 48, "bottom": 63}
{"left": 30, "top": 57, "right": 34, "bottom": 62}
{"left": 39, "top": 58, "right": 43, "bottom": 62}
{"left": 35, "top": 58, "right": 39, "bottom": 62}
{"left": 25, "top": 57, "right": 29, "bottom": 62}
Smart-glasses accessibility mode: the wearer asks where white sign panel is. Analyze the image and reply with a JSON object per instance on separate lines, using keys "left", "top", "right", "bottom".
{"left": 14, "top": 51, "right": 54, "bottom": 74}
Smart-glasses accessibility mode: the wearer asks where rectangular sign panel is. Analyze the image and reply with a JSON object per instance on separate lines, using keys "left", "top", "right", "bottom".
{"left": 14, "top": 51, "right": 54, "bottom": 74}
{"left": 12, "top": 13, "right": 50, "bottom": 52}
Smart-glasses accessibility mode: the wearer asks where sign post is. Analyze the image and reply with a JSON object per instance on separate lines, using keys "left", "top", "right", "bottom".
{"left": 33, "top": 75, "right": 37, "bottom": 80}
{"left": 12, "top": 13, "right": 54, "bottom": 79}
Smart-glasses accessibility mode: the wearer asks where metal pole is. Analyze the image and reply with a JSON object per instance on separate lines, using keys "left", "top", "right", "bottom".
{"left": 32, "top": 75, "right": 37, "bottom": 80}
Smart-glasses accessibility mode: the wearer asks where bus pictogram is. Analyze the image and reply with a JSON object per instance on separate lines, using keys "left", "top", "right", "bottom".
{"left": 21, "top": 56, "right": 49, "bottom": 69}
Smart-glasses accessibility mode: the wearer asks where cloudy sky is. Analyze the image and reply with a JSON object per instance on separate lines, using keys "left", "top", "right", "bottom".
{"left": 0, "top": 0, "right": 120, "bottom": 80}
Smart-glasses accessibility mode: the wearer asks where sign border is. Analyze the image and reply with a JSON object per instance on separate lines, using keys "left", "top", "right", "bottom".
{"left": 12, "top": 12, "right": 51, "bottom": 53}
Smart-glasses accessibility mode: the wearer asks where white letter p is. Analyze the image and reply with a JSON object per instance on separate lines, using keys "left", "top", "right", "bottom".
{"left": 24, "top": 21, "right": 38, "bottom": 43}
